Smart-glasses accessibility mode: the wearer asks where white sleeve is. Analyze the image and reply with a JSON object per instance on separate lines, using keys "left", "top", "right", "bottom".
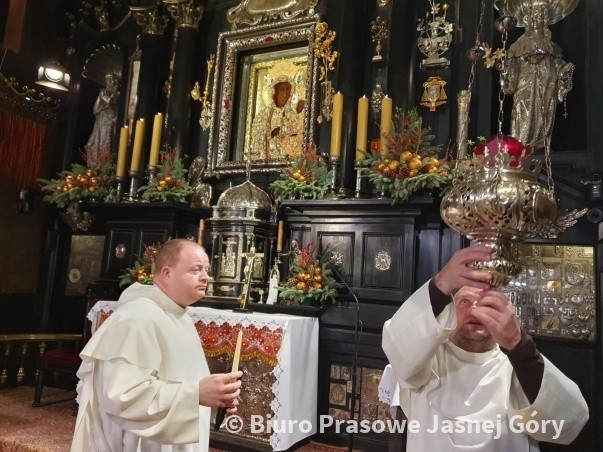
{"left": 96, "top": 358, "right": 201, "bottom": 445}
{"left": 382, "top": 280, "right": 456, "bottom": 389}
{"left": 508, "top": 356, "right": 589, "bottom": 445}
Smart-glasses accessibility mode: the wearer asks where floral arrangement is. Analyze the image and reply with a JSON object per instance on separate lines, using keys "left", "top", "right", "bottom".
{"left": 356, "top": 107, "right": 452, "bottom": 203}
{"left": 277, "top": 242, "right": 342, "bottom": 308}
{"left": 118, "top": 241, "right": 163, "bottom": 287}
{"left": 38, "top": 147, "right": 117, "bottom": 209}
{"left": 138, "top": 150, "right": 194, "bottom": 203}
{"left": 270, "top": 142, "right": 332, "bottom": 201}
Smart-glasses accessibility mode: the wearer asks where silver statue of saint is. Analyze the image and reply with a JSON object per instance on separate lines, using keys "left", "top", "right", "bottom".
{"left": 189, "top": 157, "right": 212, "bottom": 208}
{"left": 501, "top": 4, "right": 574, "bottom": 150}
{"left": 85, "top": 73, "right": 119, "bottom": 167}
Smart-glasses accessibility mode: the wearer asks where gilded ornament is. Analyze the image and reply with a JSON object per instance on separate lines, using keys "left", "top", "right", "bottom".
{"left": 420, "top": 76, "right": 447, "bottom": 112}
{"left": 370, "top": 17, "right": 389, "bottom": 64}
{"left": 312, "top": 21, "right": 339, "bottom": 123}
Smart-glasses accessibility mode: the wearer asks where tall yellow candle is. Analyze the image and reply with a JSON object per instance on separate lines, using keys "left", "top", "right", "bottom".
{"left": 116, "top": 126, "right": 129, "bottom": 178}
{"left": 355, "top": 95, "right": 369, "bottom": 161}
{"left": 276, "top": 220, "right": 284, "bottom": 253}
{"left": 130, "top": 118, "right": 145, "bottom": 172}
{"left": 149, "top": 112, "right": 163, "bottom": 167}
{"left": 330, "top": 91, "right": 344, "bottom": 157}
{"left": 380, "top": 95, "right": 393, "bottom": 157}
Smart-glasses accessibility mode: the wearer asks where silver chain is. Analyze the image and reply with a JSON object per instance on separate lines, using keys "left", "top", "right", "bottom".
{"left": 497, "top": 1, "right": 509, "bottom": 144}
{"left": 467, "top": 0, "right": 487, "bottom": 92}
{"left": 543, "top": 118, "right": 555, "bottom": 194}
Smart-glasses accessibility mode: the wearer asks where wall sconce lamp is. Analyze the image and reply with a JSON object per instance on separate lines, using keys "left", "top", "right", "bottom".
{"left": 36, "top": 62, "right": 70, "bottom": 91}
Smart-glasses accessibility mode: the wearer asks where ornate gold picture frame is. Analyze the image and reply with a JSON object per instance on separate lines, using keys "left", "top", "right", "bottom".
{"left": 207, "top": 16, "right": 320, "bottom": 176}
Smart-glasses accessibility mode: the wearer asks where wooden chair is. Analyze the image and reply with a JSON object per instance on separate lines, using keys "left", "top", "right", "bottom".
{"left": 32, "top": 282, "right": 117, "bottom": 407}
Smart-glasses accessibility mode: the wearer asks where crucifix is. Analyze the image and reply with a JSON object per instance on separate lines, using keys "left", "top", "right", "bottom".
{"left": 236, "top": 246, "right": 264, "bottom": 312}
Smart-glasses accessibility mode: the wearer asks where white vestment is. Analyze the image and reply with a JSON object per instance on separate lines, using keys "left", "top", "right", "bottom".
{"left": 382, "top": 281, "right": 588, "bottom": 451}
{"left": 71, "top": 283, "right": 211, "bottom": 452}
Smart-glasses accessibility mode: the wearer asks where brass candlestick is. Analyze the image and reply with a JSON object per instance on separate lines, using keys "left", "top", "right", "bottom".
{"left": 322, "top": 155, "right": 342, "bottom": 199}
{"left": 125, "top": 170, "right": 142, "bottom": 202}
{"left": 147, "top": 164, "right": 158, "bottom": 183}
{"left": 115, "top": 176, "right": 125, "bottom": 201}
{"left": 354, "top": 161, "right": 368, "bottom": 198}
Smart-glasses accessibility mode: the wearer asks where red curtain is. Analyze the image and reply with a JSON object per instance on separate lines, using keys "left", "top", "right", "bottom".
{"left": 0, "top": 110, "right": 47, "bottom": 189}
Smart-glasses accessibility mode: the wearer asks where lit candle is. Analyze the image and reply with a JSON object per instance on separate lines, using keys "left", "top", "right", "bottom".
{"left": 330, "top": 91, "right": 344, "bottom": 157}
{"left": 116, "top": 126, "right": 129, "bottom": 178}
{"left": 198, "top": 219, "right": 204, "bottom": 246}
{"left": 355, "top": 95, "right": 369, "bottom": 161}
{"left": 380, "top": 95, "right": 393, "bottom": 157}
{"left": 130, "top": 118, "right": 145, "bottom": 172}
{"left": 149, "top": 113, "right": 163, "bottom": 167}
{"left": 276, "top": 220, "right": 284, "bottom": 253}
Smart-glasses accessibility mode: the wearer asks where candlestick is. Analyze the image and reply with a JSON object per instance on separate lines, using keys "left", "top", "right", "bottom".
{"left": 322, "top": 155, "right": 343, "bottom": 199}
{"left": 330, "top": 91, "right": 343, "bottom": 157}
{"left": 356, "top": 96, "right": 369, "bottom": 161}
{"left": 115, "top": 176, "right": 125, "bottom": 201}
{"left": 125, "top": 170, "right": 142, "bottom": 202}
{"left": 380, "top": 95, "right": 392, "bottom": 157}
{"left": 116, "top": 126, "right": 129, "bottom": 179}
{"left": 276, "top": 220, "right": 284, "bottom": 253}
{"left": 149, "top": 113, "right": 163, "bottom": 167}
{"left": 130, "top": 118, "right": 145, "bottom": 172}
{"left": 198, "top": 219, "right": 204, "bottom": 246}
{"left": 354, "top": 160, "right": 368, "bottom": 198}
{"left": 146, "top": 165, "right": 158, "bottom": 184}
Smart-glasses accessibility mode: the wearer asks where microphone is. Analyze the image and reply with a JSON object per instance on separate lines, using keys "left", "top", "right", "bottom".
{"left": 331, "top": 266, "right": 363, "bottom": 452}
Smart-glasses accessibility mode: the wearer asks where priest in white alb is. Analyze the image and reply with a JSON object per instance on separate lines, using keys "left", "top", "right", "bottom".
{"left": 382, "top": 246, "right": 589, "bottom": 451}
{"left": 71, "top": 239, "right": 242, "bottom": 451}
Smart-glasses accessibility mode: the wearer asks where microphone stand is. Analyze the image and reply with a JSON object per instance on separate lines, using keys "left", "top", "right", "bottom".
{"left": 332, "top": 267, "right": 362, "bottom": 452}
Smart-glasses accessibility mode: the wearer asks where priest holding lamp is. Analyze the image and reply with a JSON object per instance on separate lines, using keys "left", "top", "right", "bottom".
{"left": 382, "top": 246, "right": 588, "bottom": 450}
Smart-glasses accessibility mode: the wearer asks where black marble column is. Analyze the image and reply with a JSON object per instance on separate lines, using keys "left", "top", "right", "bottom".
{"left": 324, "top": 0, "right": 369, "bottom": 195}
{"left": 129, "top": 3, "right": 169, "bottom": 170}
{"left": 165, "top": 25, "right": 198, "bottom": 155}
{"left": 136, "top": 33, "right": 164, "bottom": 125}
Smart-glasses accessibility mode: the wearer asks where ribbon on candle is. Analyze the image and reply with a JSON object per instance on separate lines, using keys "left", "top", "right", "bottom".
{"left": 355, "top": 95, "right": 369, "bottom": 161}
{"left": 149, "top": 113, "right": 163, "bottom": 167}
{"left": 276, "top": 220, "right": 284, "bottom": 253}
{"left": 116, "top": 126, "right": 129, "bottom": 178}
{"left": 330, "top": 91, "right": 344, "bottom": 157}
{"left": 380, "top": 95, "right": 392, "bottom": 157}
{"left": 130, "top": 118, "right": 145, "bottom": 172}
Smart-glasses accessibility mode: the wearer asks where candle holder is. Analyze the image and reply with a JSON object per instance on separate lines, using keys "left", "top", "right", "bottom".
{"left": 322, "top": 155, "right": 342, "bottom": 200}
{"left": 124, "top": 170, "right": 142, "bottom": 202}
{"left": 354, "top": 162, "right": 369, "bottom": 198}
{"left": 147, "top": 164, "right": 158, "bottom": 183}
{"left": 115, "top": 176, "right": 125, "bottom": 201}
